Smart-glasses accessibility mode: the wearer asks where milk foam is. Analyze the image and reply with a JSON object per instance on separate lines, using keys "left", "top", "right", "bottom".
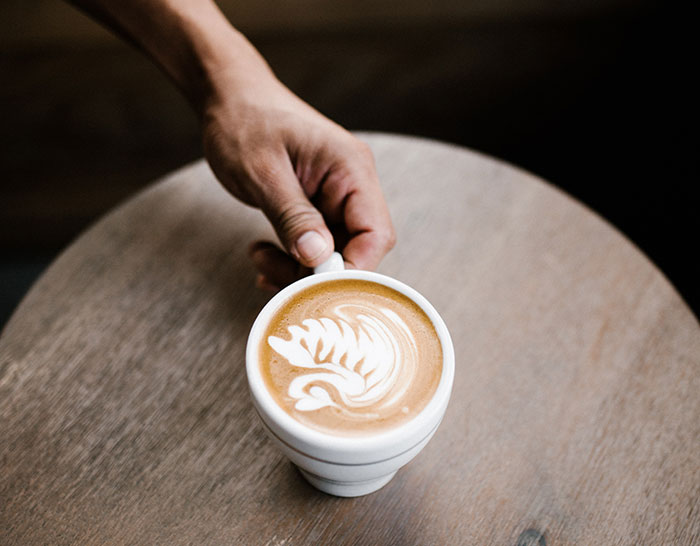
{"left": 260, "top": 279, "right": 442, "bottom": 436}
{"left": 268, "top": 304, "right": 418, "bottom": 417}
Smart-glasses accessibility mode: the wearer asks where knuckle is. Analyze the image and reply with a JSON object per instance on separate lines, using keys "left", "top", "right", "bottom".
{"left": 334, "top": 139, "right": 377, "bottom": 184}
{"left": 354, "top": 139, "right": 374, "bottom": 163}
{"left": 377, "top": 225, "right": 397, "bottom": 251}
{"left": 275, "top": 203, "right": 322, "bottom": 237}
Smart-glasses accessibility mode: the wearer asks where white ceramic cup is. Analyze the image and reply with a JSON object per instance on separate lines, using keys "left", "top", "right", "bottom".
{"left": 245, "top": 252, "right": 455, "bottom": 497}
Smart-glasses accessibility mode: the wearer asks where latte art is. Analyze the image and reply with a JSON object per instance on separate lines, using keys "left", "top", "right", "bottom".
{"left": 259, "top": 279, "right": 442, "bottom": 436}
{"left": 268, "top": 304, "right": 418, "bottom": 416}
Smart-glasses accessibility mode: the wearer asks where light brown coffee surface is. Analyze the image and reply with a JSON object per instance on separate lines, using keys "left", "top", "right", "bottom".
{"left": 259, "top": 279, "right": 443, "bottom": 436}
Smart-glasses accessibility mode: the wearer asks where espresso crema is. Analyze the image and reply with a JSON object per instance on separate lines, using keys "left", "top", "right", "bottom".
{"left": 259, "top": 279, "right": 442, "bottom": 436}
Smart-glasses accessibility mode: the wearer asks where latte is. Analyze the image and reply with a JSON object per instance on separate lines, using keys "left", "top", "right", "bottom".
{"left": 258, "top": 279, "right": 443, "bottom": 436}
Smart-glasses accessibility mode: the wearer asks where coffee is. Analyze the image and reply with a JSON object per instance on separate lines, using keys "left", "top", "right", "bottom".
{"left": 258, "top": 279, "right": 443, "bottom": 436}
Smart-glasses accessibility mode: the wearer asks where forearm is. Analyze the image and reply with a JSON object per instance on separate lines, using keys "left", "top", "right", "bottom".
{"left": 69, "top": 0, "right": 394, "bottom": 277}
{"left": 69, "top": 0, "right": 274, "bottom": 113}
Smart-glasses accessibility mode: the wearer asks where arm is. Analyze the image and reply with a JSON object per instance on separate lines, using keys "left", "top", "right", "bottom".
{"left": 69, "top": 0, "right": 396, "bottom": 288}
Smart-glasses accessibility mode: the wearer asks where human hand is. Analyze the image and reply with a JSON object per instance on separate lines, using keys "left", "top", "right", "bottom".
{"left": 200, "top": 58, "right": 395, "bottom": 291}
{"left": 65, "top": 0, "right": 394, "bottom": 291}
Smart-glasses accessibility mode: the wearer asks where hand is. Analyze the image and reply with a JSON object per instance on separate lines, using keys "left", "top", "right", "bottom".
{"left": 65, "top": 0, "right": 395, "bottom": 290}
{"left": 201, "top": 62, "right": 395, "bottom": 291}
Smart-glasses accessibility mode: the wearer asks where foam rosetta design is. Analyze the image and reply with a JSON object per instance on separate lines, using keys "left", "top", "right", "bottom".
{"left": 267, "top": 304, "right": 418, "bottom": 417}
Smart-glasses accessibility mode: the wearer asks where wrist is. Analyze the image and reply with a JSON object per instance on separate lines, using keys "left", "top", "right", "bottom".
{"left": 69, "top": 1, "right": 277, "bottom": 119}
{"left": 197, "top": 34, "right": 280, "bottom": 118}
{"left": 154, "top": 2, "right": 276, "bottom": 118}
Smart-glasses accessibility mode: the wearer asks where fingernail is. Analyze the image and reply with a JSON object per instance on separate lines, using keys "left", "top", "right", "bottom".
{"left": 295, "top": 231, "right": 328, "bottom": 262}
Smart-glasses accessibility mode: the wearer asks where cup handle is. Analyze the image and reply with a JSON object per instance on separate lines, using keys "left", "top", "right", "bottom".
{"left": 313, "top": 252, "right": 345, "bottom": 274}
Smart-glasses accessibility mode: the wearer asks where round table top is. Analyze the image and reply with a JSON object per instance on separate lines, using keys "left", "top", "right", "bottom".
{"left": 1, "top": 133, "right": 698, "bottom": 544}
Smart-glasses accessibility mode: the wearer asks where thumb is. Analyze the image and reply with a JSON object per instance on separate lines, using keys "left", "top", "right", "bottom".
{"left": 256, "top": 161, "right": 334, "bottom": 268}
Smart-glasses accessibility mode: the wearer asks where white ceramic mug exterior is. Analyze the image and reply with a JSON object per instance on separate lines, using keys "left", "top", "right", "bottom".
{"left": 245, "top": 253, "right": 455, "bottom": 497}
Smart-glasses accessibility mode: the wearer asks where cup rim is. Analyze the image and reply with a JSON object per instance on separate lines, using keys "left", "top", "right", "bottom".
{"left": 245, "top": 269, "right": 455, "bottom": 458}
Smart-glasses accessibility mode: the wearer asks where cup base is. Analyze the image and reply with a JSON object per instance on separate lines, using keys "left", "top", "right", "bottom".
{"left": 298, "top": 468, "right": 397, "bottom": 497}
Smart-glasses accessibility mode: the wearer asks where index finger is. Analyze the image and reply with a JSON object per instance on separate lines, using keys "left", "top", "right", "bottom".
{"left": 340, "top": 169, "right": 396, "bottom": 271}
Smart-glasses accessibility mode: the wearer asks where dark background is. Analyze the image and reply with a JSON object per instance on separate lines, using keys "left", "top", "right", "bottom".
{"left": 1, "top": 0, "right": 696, "bottom": 327}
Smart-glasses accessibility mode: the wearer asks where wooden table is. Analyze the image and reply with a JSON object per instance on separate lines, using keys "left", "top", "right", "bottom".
{"left": 1, "top": 133, "right": 698, "bottom": 544}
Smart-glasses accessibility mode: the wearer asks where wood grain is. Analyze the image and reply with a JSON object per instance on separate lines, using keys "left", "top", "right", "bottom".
{"left": 1, "top": 133, "right": 698, "bottom": 544}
